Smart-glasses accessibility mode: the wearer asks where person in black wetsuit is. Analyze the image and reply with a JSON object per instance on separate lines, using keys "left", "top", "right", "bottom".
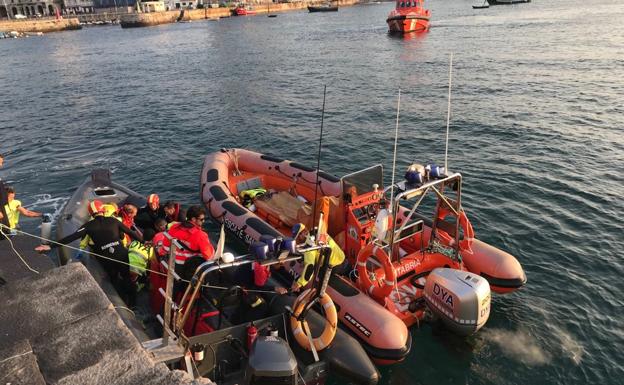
{"left": 135, "top": 193, "right": 164, "bottom": 232}
{"left": 35, "top": 200, "right": 143, "bottom": 306}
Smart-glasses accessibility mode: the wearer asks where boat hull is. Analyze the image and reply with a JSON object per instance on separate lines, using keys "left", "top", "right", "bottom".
{"left": 56, "top": 169, "right": 149, "bottom": 341}
{"left": 488, "top": 0, "right": 530, "bottom": 4}
{"left": 386, "top": 14, "right": 430, "bottom": 33}
{"left": 308, "top": 6, "right": 339, "bottom": 12}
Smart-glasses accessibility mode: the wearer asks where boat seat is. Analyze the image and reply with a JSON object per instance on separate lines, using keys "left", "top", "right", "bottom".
{"left": 236, "top": 177, "right": 262, "bottom": 195}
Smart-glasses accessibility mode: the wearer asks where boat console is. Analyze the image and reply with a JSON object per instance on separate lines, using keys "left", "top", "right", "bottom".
{"left": 341, "top": 165, "right": 385, "bottom": 262}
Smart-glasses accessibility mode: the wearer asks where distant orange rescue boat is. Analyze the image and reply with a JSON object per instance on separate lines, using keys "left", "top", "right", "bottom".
{"left": 386, "top": 0, "right": 430, "bottom": 33}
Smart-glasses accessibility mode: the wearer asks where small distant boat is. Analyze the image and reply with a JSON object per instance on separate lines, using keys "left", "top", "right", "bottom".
{"left": 308, "top": 3, "right": 339, "bottom": 12}
{"left": 473, "top": 1, "right": 489, "bottom": 8}
{"left": 234, "top": 4, "right": 256, "bottom": 15}
{"left": 487, "top": 0, "right": 530, "bottom": 4}
{"left": 267, "top": 3, "right": 277, "bottom": 17}
{"left": 387, "top": 0, "right": 430, "bottom": 34}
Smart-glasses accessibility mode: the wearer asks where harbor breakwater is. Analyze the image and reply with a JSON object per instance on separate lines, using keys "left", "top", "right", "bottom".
{"left": 0, "top": 17, "right": 81, "bottom": 33}
{"left": 120, "top": 0, "right": 359, "bottom": 28}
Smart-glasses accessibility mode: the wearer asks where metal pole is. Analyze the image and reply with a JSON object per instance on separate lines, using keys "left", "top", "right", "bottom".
{"left": 163, "top": 240, "right": 177, "bottom": 344}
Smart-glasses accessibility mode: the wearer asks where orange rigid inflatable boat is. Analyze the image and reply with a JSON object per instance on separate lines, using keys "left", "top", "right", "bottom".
{"left": 200, "top": 149, "right": 526, "bottom": 354}
{"left": 201, "top": 149, "right": 411, "bottom": 364}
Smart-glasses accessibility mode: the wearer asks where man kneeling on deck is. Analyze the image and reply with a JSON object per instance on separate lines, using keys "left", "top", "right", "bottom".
{"left": 290, "top": 223, "right": 345, "bottom": 293}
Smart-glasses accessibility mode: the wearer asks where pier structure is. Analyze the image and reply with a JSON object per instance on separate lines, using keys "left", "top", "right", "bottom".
{"left": 0, "top": 235, "right": 213, "bottom": 385}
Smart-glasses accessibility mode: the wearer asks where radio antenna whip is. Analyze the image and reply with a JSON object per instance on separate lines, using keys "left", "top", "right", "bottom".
{"left": 312, "top": 85, "right": 327, "bottom": 241}
{"left": 444, "top": 52, "right": 453, "bottom": 172}
{"left": 389, "top": 88, "right": 401, "bottom": 208}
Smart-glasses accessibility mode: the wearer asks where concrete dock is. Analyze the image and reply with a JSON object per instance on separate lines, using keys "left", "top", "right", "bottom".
{"left": 0, "top": 235, "right": 211, "bottom": 385}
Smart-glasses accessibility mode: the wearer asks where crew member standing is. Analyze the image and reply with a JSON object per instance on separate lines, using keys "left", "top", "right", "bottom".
{"left": 35, "top": 200, "right": 143, "bottom": 306}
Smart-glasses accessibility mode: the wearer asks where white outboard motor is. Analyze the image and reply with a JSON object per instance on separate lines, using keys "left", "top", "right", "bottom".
{"left": 424, "top": 268, "right": 491, "bottom": 336}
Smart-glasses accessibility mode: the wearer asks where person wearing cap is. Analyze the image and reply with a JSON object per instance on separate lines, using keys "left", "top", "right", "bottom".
{"left": 135, "top": 193, "right": 164, "bottom": 232}
{"left": 290, "top": 223, "right": 345, "bottom": 293}
{"left": 35, "top": 200, "right": 143, "bottom": 306}
{"left": 3, "top": 186, "right": 43, "bottom": 230}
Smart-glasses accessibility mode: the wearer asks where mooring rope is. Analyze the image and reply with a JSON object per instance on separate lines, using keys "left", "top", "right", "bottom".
{"left": 0, "top": 224, "right": 40, "bottom": 274}
{"left": 7, "top": 226, "right": 278, "bottom": 295}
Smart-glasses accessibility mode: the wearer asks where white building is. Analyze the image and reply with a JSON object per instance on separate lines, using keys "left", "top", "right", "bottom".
{"left": 63, "top": 0, "right": 94, "bottom": 14}
{"left": 1, "top": 0, "right": 63, "bottom": 18}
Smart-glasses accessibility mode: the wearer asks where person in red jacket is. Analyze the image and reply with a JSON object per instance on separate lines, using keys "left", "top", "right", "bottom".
{"left": 162, "top": 205, "right": 214, "bottom": 269}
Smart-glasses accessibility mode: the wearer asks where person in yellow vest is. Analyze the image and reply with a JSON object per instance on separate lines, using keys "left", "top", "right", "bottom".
{"left": 2, "top": 187, "right": 42, "bottom": 230}
{"left": 290, "top": 223, "right": 345, "bottom": 293}
{"left": 128, "top": 228, "right": 156, "bottom": 291}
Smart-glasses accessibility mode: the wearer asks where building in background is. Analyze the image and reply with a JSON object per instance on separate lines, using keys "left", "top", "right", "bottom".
{"left": 63, "top": 0, "right": 94, "bottom": 13}
{"left": 1, "top": 0, "right": 63, "bottom": 18}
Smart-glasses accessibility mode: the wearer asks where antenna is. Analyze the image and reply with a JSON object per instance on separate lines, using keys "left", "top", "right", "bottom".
{"left": 389, "top": 88, "right": 401, "bottom": 208}
{"left": 444, "top": 52, "right": 453, "bottom": 172}
{"left": 311, "top": 85, "right": 327, "bottom": 241}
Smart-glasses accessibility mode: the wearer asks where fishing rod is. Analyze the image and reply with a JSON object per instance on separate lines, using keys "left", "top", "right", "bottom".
{"left": 389, "top": 88, "right": 401, "bottom": 209}
{"left": 444, "top": 52, "right": 453, "bottom": 172}
{"left": 311, "top": 85, "right": 327, "bottom": 242}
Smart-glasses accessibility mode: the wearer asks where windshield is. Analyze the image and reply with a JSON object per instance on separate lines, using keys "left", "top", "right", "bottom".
{"left": 341, "top": 164, "right": 384, "bottom": 196}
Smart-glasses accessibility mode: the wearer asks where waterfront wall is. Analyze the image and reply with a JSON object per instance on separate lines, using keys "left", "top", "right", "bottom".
{"left": 120, "top": 0, "right": 360, "bottom": 27}
{"left": 0, "top": 17, "right": 81, "bottom": 33}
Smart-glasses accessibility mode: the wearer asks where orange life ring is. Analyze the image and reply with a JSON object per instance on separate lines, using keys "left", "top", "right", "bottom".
{"left": 290, "top": 288, "right": 337, "bottom": 352}
{"left": 356, "top": 243, "right": 397, "bottom": 302}
{"left": 436, "top": 204, "right": 474, "bottom": 253}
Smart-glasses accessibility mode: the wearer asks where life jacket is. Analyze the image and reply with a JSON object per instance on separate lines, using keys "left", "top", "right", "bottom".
{"left": 161, "top": 222, "right": 214, "bottom": 265}
{"left": 152, "top": 231, "right": 168, "bottom": 258}
{"left": 240, "top": 188, "right": 267, "bottom": 207}
{"left": 296, "top": 236, "right": 345, "bottom": 287}
{"left": 128, "top": 240, "right": 153, "bottom": 276}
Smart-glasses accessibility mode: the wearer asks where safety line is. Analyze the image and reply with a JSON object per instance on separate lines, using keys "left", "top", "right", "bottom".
{"left": 7, "top": 226, "right": 278, "bottom": 295}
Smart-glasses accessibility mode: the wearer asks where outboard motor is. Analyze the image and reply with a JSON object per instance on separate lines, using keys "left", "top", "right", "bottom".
{"left": 424, "top": 268, "right": 490, "bottom": 336}
{"left": 245, "top": 335, "right": 298, "bottom": 385}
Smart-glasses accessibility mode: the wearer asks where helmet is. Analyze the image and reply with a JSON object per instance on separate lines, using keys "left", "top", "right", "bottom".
{"left": 292, "top": 223, "right": 306, "bottom": 239}
{"left": 147, "top": 194, "right": 160, "bottom": 208}
{"left": 88, "top": 200, "right": 105, "bottom": 216}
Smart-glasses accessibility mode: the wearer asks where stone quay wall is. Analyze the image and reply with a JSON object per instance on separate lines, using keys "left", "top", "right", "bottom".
{"left": 0, "top": 17, "right": 81, "bottom": 33}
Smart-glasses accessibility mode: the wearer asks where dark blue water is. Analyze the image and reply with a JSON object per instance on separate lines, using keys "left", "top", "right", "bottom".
{"left": 1, "top": 0, "right": 623, "bottom": 383}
